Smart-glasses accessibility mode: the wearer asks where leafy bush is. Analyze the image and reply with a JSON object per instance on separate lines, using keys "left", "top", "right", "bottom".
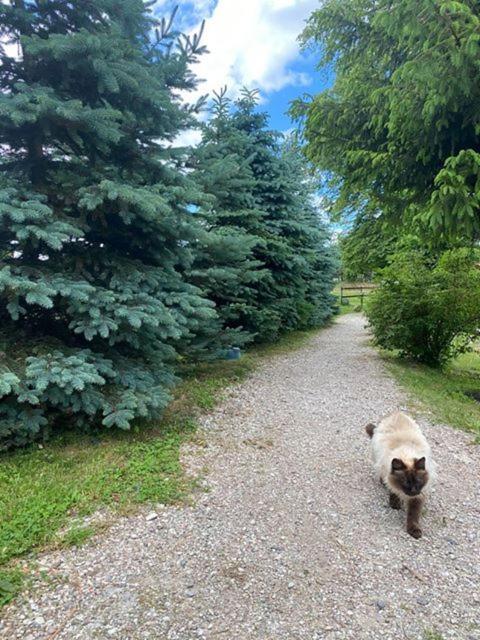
{"left": 366, "top": 249, "right": 480, "bottom": 367}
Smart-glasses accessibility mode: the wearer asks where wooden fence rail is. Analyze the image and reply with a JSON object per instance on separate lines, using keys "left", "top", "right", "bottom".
{"left": 339, "top": 284, "right": 377, "bottom": 309}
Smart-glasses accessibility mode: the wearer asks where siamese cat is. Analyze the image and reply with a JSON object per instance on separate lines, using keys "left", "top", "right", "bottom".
{"left": 366, "top": 412, "right": 436, "bottom": 539}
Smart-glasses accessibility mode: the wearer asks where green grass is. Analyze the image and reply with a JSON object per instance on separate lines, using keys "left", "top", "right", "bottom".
{"left": 424, "top": 631, "right": 445, "bottom": 640}
{"left": 0, "top": 567, "right": 25, "bottom": 607}
{"left": 0, "top": 327, "right": 319, "bottom": 604}
{"left": 58, "top": 524, "right": 99, "bottom": 548}
{"left": 336, "top": 299, "right": 363, "bottom": 315}
{"left": 384, "top": 347, "right": 480, "bottom": 441}
{"left": 0, "top": 417, "right": 197, "bottom": 569}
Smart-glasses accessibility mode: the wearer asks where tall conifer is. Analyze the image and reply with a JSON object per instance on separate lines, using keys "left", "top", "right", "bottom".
{"left": 193, "top": 89, "right": 336, "bottom": 344}
{"left": 190, "top": 89, "right": 267, "bottom": 346}
{"left": 232, "top": 91, "right": 336, "bottom": 340}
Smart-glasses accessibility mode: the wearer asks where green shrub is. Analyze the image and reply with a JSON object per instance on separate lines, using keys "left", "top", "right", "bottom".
{"left": 366, "top": 249, "right": 480, "bottom": 367}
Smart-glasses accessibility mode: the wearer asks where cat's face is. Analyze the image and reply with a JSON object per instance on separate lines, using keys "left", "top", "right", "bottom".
{"left": 389, "top": 457, "right": 428, "bottom": 497}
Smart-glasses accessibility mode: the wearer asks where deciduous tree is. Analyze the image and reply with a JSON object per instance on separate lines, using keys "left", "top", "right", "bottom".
{"left": 294, "top": 0, "right": 480, "bottom": 242}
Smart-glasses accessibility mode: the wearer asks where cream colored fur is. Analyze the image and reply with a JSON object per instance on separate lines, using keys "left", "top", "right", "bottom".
{"left": 370, "top": 411, "right": 436, "bottom": 498}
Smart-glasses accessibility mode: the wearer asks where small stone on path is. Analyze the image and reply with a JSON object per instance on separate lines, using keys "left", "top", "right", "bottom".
{"left": 145, "top": 512, "right": 158, "bottom": 522}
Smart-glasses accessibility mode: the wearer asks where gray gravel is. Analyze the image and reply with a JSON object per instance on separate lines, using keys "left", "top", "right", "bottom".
{"left": 1, "top": 314, "right": 480, "bottom": 639}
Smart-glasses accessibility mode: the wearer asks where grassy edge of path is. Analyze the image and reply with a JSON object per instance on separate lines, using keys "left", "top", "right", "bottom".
{"left": 384, "top": 350, "right": 480, "bottom": 442}
{"left": 0, "top": 328, "right": 320, "bottom": 607}
{"left": 337, "top": 302, "right": 480, "bottom": 442}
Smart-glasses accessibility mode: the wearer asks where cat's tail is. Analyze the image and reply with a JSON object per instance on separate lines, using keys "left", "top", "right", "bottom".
{"left": 365, "top": 423, "right": 376, "bottom": 438}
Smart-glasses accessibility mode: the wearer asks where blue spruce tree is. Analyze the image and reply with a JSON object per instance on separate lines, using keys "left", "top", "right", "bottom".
{"left": 277, "top": 140, "right": 338, "bottom": 329}
{"left": 192, "top": 88, "right": 336, "bottom": 343}
{"left": 0, "top": 2, "right": 214, "bottom": 448}
{"left": 189, "top": 88, "right": 268, "bottom": 347}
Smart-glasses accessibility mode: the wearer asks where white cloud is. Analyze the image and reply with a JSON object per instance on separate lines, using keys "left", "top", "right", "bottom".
{"left": 187, "top": 0, "right": 319, "bottom": 99}
{"left": 169, "top": 0, "right": 318, "bottom": 147}
{"left": 173, "top": 128, "right": 203, "bottom": 148}
{"left": 2, "top": 40, "right": 21, "bottom": 59}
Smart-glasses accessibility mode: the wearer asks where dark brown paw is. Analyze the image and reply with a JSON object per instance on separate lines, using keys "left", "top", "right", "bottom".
{"left": 389, "top": 493, "right": 401, "bottom": 510}
{"left": 407, "top": 525, "right": 422, "bottom": 539}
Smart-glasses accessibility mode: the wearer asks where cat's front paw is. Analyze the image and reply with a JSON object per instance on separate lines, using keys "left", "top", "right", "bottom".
{"left": 389, "top": 492, "right": 402, "bottom": 510}
{"left": 407, "top": 524, "right": 422, "bottom": 539}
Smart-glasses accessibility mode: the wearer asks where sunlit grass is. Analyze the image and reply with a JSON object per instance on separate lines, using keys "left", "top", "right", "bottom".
{"left": 385, "top": 346, "right": 480, "bottom": 441}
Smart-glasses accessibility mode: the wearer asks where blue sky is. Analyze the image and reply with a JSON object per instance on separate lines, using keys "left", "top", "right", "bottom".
{"left": 157, "top": 0, "right": 341, "bottom": 236}
{"left": 155, "top": 0, "right": 333, "bottom": 135}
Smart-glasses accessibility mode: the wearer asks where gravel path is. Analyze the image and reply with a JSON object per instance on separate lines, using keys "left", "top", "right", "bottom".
{"left": 1, "top": 314, "right": 480, "bottom": 640}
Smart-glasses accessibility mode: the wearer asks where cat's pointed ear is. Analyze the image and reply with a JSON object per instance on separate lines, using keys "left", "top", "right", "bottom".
{"left": 391, "top": 458, "right": 406, "bottom": 472}
{"left": 415, "top": 457, "right": 426, "bottom": 470}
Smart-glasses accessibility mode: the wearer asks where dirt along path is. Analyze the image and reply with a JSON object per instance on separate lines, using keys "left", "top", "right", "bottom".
{"left": 1, "top": 314, "right": 479, "bottom": 640}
